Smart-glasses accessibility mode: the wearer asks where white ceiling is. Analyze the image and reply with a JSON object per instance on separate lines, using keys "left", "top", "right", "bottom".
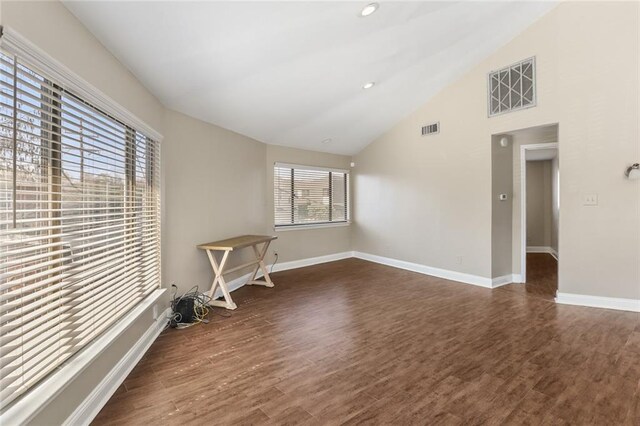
{"left": 63, "top": 1, "right": 556, "bottom": 155}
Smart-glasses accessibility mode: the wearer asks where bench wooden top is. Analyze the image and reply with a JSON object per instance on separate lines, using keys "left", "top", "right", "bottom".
{"left": 197, "top": 234, "right": 277, "bottom": 251}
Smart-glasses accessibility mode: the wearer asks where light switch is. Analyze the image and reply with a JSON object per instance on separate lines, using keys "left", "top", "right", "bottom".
{"left": 583, "top": 193, "right": 598, "bottom": 206}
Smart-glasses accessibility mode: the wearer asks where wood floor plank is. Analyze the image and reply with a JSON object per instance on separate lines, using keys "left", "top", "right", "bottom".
{"left": 91, "top": 257, "right": 639, "bottom": 425}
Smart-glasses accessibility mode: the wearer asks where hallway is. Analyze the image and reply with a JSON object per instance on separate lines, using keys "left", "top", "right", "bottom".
{"left": 499, "top": 253, "right": 558, "bottom": 301}
{"left": 524, "top": 253, "right": 558, "bottom": 299}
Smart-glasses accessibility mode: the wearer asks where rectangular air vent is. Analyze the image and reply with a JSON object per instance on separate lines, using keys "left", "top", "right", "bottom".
{"left": 421, "top": 122, "right": 439, "bottom": 136}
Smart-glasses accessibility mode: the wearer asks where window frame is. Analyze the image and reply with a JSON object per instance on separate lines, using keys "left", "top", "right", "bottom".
{"left": 273, "top": 162, "right": 350, "bottom": 231}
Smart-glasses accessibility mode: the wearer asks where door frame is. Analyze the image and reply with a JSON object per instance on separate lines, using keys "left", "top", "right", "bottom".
{"left": 520, "top": 142, "right": 558, "bottom": 283}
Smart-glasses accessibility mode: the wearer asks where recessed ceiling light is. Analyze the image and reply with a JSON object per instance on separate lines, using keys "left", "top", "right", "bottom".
{"left": 363, "top": 82, "right": 375, "bottom": 89}
{"left": 321, "top": 138, "right": 332, "bottom": 144}
{"left": 360, "top": 3, "right": 379, "bottom": 17}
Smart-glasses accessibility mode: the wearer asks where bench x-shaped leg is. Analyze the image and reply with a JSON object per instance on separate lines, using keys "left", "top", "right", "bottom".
{"left": 205, "top": 249, "right": 237, "bottom": 310}
{"left": 246, "top": 240, "right": 275, "bottom": 287}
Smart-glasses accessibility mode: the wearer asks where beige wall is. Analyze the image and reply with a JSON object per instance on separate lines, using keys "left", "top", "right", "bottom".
{"left": 354, "top": 2, "right": 639, "bottom": 300}
{"left": 526, "top": 160, "right": 553, "bottom": 247}
{"left": 162, "top": 123, "right": 354, "bottom": 294}
{"left": 555, "top": 2, "right": 638, "bottom": 299}
{"left": 162, "top": 109, "right": 269, "bottom": 293}
{"left": 491, "top": 136, "right": 513, "bottom": 278}
{"left": 266, "top": 145, "right": 352, "bottom": 264}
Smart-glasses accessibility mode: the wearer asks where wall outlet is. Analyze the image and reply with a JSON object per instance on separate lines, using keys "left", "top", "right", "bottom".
{"left": 583, "top": 193, "right": 598, "bottom": 206}
{"left": 456, "top": 256, "right": 463, "bottom": 265}
{"left": 273, "top": 251, "right": 278, "bottom": 257}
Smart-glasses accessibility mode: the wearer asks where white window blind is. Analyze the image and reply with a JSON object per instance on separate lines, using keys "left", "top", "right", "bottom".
{"left": 0, "top": 49, "right": 161, "bottom": 409}
{"left": 274, "top": 163, "right": 349, "bottom": 227}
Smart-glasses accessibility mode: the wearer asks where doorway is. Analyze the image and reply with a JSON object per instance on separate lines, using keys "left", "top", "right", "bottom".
{"left": 521, "top": 143, "right": 559, "bottom": 298}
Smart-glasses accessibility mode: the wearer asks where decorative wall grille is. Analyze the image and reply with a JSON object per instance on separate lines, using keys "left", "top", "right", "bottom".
{"left": 488, "top": 57, "right": 536, "bottom": 117}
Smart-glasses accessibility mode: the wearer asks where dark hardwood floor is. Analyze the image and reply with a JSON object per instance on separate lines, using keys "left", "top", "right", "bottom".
{"left": 93, "top": 258, "right": 640, "bottom": 425}
{"left": 500, "top": 253, "right": 558, "bottom": 301}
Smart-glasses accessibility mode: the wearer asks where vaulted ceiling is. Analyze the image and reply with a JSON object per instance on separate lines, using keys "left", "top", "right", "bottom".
{"left": 63, "top": 1, "right": 556, "bottom": 155}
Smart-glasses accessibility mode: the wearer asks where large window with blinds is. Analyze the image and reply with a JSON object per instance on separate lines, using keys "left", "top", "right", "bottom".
{"left": 0, "top": 50, "right": 161, "bottom": 408}
{"left": 274, "top": 163, "right": 349, "bottom": 228}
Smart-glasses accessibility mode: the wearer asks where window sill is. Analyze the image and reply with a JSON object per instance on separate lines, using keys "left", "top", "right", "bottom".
{"left": 0, "top": 288, "right": 166, "bottom": 424}
{"left": 274, "top": 222, "right": 351, "bottom": 232}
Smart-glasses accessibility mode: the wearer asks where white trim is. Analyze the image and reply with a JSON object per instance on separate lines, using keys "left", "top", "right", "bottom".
{"left": 274, "top": 222, "right": 351, "bottom": 232}
{"left": 274, "top": 162, "right": 349, "bottom": 174}
{"left": 491, "top": 275, "right": 515, "bottom": 288}
{"left": 64, "top": 307, "right": 171, "bottom": 426}
{"left": 211, "top": 251, "right": 353, "bottom": 298}
{"left": 512, "top": 274, "right": 524, "bottom": 284}
{"left": 556, "top": 293, "right": 640, "bottom": 313}
{"left": 352, "top": 251, "right": 494, "bottom": 288}
{"left": 526, "top": 245, "right": 552, "bottom": 253}
{"left": 0, "top": 27, "right": 163, "bottom": 142}
{"left": 0, "top": 289, "right": 166, "bottom": 425}
{"left": 272, "top": 251, "right": 353, "bottom": 273}
{"left": 520, "top": 142, "right": 559, "bottom": 283}
{"left": 526, "top": 246, "right": 558, "bottom": 260}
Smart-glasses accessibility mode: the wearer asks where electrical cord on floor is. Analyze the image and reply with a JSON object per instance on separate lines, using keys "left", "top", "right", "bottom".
{"left": 170, "top": 285, "right": 213, "bottom": 329}
{"left": 168, "top": 253, "right": 280, "bottom": 325}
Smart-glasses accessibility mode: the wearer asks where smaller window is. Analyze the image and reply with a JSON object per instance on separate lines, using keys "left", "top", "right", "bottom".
{"left": 274, "top": 163, "right": 349, "bottom": 228}
{"left": 488, "top": 57, "right": 536, "bottom": 117}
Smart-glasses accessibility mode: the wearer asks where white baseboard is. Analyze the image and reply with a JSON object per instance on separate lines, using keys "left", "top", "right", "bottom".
{"left": 527, "top": 246, "right": 558, "bottom": 260}
{"left": 64, "top": 307, "right": 171, "bottom": 426}
{"left": 491, "top": 275, "right": 515, "bottom": 288}
{"left": 555, "top": 292, "right": 640, "bottom": 313}
{"left": 212, "top": 251, "right": 354, "bottom": 299}
{"left": 526, "top": 246, "right": 551, "bottom": 253}
{"left": 272, "top": 251, "right": 353, "bottom": 273}
{"left": 352, "top": 251, "right": 494, "bottom": 288}
{"left": 228, "top": 251, "right": 640, "bottom": 316}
